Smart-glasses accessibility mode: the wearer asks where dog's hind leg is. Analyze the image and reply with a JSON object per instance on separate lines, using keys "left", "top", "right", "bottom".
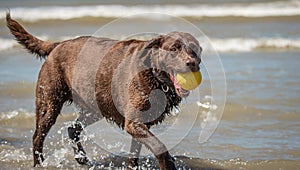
{"left": 33, "top": 82, "right": 69, "bottom": 166}
{"left": 67, "top": 119, "right": 89, "bottom": 165}
{"left": 68, "top": 110, "right": 103, "bottom": 165}
{"left": 33, "top": 101, "right": 63, "bottom": 167}
{"left": 32, "top": 62, "right": 72, "bottom": 167}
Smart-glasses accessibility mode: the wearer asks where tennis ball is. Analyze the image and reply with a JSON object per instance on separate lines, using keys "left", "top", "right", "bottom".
{"left": 176, "top": 71, "right": 202, "bottom": 90}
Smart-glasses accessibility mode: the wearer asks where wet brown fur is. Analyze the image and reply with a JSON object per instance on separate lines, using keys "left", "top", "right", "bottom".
{"left": 6, "top": 12, "right": 201, "bottom": 170}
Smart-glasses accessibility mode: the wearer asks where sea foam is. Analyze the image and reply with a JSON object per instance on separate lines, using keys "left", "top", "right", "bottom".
{"left": 1, "top": 36, "right": 299, "bottom": 52}
{"left": 209, "top": 37, "right": 300, "bottom": 52}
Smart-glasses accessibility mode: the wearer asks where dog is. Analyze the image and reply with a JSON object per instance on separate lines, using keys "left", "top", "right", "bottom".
{"left": 6, "top": 12, "right": 201, "bottom": 170}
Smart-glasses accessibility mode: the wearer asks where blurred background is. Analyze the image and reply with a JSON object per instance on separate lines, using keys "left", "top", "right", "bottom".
{"left": 0, "top": 0, "right": 299, "bottom": 169}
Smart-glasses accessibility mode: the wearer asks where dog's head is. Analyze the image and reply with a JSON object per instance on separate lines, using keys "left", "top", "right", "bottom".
{"left": 141, "top": 32, "right": 202, "bottom": 97}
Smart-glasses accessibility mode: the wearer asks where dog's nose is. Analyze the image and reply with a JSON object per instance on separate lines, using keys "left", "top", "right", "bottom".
{"left": 186, "top": 59, "right": 199, "bottom": 72}
{"left": 186, "top": 60, "right": 195, "bottom": 67}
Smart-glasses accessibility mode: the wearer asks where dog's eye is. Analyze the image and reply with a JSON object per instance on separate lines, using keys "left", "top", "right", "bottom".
{"left": 191, "top": 50, "right": 198, "bottom": 58}
{"left": 175, "top": 43, "right": 182, "bottom": 50}
{"left": 170, "top": 44, "right": 181, "bottom": 52}
{"left": 170, "top": 47, "right": 177, "bottom": 52}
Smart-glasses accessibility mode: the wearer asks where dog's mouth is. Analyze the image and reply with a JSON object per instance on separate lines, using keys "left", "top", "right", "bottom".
{"left": 169, "top": 72, "right": 190, "bottom": 98}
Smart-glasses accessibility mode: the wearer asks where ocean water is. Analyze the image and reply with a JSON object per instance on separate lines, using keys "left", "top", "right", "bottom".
{"left": 0, "top": 0, "right": 300, "bottom": 169}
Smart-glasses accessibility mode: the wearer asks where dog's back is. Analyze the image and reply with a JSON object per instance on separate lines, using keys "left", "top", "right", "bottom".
{"left": 7, "top": 12, "right": 117, "bottom": 116}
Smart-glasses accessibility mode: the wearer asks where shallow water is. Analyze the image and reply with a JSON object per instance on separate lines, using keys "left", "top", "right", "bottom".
{"left": 1, "top": 0, "right": 300, "bottom": 169}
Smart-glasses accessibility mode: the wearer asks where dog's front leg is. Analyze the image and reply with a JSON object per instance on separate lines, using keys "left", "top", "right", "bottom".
{"left": 125, "top": 120, "right": 176, "bottom": 170}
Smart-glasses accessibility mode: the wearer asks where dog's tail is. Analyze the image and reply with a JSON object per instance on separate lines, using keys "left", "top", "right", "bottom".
{"left": 6, "top": 12, "right": 59, "bottom": 59}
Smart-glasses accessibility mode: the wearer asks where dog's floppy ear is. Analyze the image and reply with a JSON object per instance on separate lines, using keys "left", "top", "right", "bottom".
{"left": 145, "top": 35, "right": 163, "bottom": 49}
{"left": 141, "top": 35, "right": 164, "bottom": 67}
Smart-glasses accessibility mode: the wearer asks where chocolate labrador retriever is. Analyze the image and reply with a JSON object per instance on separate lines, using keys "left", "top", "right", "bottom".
{"left": 6, "top": 12, "right": 201, "bottom": 169}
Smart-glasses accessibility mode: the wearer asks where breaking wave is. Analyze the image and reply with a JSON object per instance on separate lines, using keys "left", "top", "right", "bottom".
{"left": 0, "top": 1, "right": 300, "bottom": 22}
{"left": 1, "top": 36, "right": 300, "bottom": 52}
{"left": 209, "top": 37, "right": 300, "bottom": 52}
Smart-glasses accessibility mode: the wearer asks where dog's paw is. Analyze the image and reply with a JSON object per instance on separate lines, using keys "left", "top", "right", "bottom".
{"left": 74, "top": 151, "right": 90, "bottom": 165}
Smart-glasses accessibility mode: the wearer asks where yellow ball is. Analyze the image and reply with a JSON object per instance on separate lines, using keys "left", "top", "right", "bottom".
{"left": 176, "top": 71, "right": 202, "bottom": 90}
